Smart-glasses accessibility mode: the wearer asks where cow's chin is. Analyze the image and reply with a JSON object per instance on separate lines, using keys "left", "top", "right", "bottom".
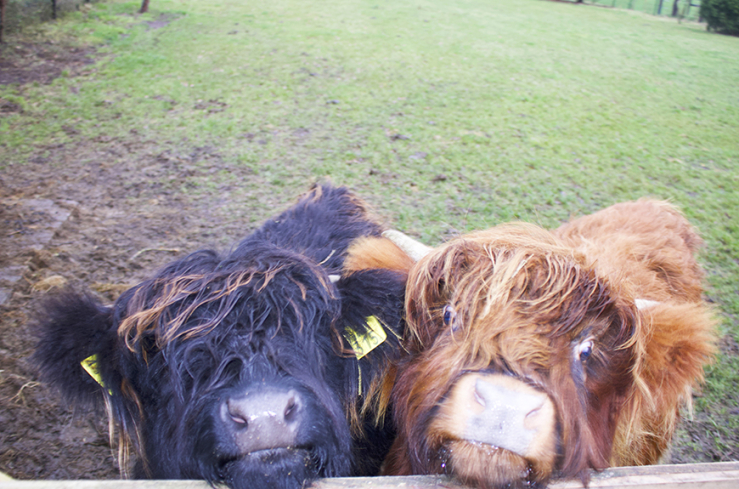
{"left": 221, "top": 448, "right": 316, "bottom": 489}
{"left": 444, "top": 440, "right": 551, "bottom": 489}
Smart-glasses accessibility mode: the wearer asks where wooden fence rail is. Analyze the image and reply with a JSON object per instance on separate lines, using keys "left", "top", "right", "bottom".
{"left": 1, "top": 462, "right": 738, "bottom": 489}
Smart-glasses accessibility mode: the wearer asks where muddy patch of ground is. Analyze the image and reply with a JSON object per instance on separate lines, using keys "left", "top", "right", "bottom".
{"left": 0, "top": 11, "right": 182, "bottom": 88}
{"left": 142, "top": 11, "right": 183, "bottom": 30}
{"left": 0, "top": 42, "right": 96, "bottom": 86}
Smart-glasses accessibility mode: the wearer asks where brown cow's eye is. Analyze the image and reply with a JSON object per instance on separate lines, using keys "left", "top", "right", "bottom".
{"left": 442, "top": 305, "right": 458, "bottom": 331}
{"left": 577, "top": 340, "right": 593, "bottom": 361}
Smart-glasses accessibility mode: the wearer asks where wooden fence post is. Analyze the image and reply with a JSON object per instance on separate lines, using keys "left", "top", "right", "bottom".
{"left": 0, "top": 0, "right": 6, "bottom": 43}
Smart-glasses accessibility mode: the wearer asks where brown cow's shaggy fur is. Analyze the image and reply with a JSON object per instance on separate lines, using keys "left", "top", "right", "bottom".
{"left": 348, "top": 200, "right": 716, "bottom": 488}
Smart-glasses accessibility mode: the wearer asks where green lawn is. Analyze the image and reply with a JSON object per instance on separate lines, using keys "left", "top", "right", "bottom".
{"left": 1, "top": 0, "right": 738, "bottom": 463}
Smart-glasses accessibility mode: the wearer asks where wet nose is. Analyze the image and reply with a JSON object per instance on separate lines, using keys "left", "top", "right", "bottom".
{"left": 221, "top": 388, "right": 303, "bottom": 453}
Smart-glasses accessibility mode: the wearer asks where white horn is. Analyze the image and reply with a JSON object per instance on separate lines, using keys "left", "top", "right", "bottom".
{"left": 635, "top": 299, "right": 660, "bottom": 310}
{"left": 382, "top": 229, "right": 433, "bottom": 262}
{"left": 328, "top": 274, "right": 341, "bottom": 283}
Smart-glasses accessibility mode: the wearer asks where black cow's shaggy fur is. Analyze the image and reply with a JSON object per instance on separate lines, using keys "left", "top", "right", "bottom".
{"left": 33, "top": 184, "right": 405, "bottom": 489}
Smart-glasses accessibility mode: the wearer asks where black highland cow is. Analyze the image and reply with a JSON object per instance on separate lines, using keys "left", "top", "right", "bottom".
{"left": 33, "top": 184, "right": 406, "bottom": 489}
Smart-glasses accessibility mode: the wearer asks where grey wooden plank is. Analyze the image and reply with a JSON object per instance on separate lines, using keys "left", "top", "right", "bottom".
{"left": 0, "top": 462, "right": 738, "bottom": 489}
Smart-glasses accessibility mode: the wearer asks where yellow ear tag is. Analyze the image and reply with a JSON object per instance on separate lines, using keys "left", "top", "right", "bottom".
{"left": 344, "top": 315, "right": 387, "bottom": 360}
{"left": 81, "top": 354, "right": 112, "bottom": 395}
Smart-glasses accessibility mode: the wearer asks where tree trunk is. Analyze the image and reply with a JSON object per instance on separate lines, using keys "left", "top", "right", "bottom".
{"left": 140, "top": 0, "right": 149, "bottom": 13}
{"left": 0, "top": 0, "right": 6, "bottom": 43}
{"left": 52, "top": 0, "right": 57, "bottom": 19}
{"left": 672, "top": 0, "right": 680, "bottom": 16}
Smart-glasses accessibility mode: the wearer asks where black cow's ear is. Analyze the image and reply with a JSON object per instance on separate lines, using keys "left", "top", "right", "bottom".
{"left": 337, "top": 235, "right": 411, "bottom": 365}
{"left": 31, "top": 289, "right": 119, "bottom": 409}
{"left": 335, "top": 269, "right": 407, "bottom": 360}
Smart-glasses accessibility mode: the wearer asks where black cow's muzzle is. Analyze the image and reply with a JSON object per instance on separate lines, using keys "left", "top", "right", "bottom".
{"left": 220, "top": 387, "right": 305, "bottom": 454}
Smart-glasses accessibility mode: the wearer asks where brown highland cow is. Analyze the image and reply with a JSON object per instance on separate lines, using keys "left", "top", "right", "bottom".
{"left": 348, "top": 199, "right": 716, "bottom": 488}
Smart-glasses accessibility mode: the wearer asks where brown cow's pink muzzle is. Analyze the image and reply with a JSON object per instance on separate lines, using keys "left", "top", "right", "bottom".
{"left": 439, "top": 373, "right": 557, "bottom": 462}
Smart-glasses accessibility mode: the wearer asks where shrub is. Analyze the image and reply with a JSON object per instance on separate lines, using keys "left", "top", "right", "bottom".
{"left": 701, "top": 0, "right": 739, "bottom": 35}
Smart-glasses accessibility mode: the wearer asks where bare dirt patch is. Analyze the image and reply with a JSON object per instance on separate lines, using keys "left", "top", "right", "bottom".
{"left": 0, "top": 41, "right": 96, "bottom": 86}
{"left": 143, "top": 12, "right": 182, "bottom": 30}
{"left": 0, "top": 11, "right": 182, "bottom": 88}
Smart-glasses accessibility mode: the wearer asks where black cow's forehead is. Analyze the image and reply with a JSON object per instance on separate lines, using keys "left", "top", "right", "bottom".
{"left": 113, "top": 243, "right": 341, "bottom": 355}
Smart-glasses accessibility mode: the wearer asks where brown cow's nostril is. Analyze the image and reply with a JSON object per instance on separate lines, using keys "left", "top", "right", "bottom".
{"left": 524, "top": 406, "right": 541, "bottom": 426}
{"left": 473, "top": 385, "right": 487, "bottom": 408}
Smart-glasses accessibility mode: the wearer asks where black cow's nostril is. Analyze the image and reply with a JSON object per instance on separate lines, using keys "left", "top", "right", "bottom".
{"left": 229, "top": 412, "right": 248, "bottom": 428}
{"left": 285, "top": 399, "right": 295, "bottom": 419}
{"left": 225, "top": 400, "right": 250, "bottom": 429}
{"left": 283, "top": 390, "right": 301, "bottom": 422}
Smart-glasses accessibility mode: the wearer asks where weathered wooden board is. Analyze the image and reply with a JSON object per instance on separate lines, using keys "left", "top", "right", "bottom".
{"left": 0, "top": 462, "right": 737, "bottom": 489}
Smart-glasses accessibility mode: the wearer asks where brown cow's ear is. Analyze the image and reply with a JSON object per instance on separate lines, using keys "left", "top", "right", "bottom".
{"left": 343, "top": 236, "right": 415, "bottom": 277}
{"left": 639, "top": 302, "right": 716, "bottom": 408}
{"left": 613, "top": 301, "right": 716, "bottom": 466}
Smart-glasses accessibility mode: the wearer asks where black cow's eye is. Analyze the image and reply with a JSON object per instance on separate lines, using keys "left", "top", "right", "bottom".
{"left": 577, "top": 340, "right": 593, "bottom": 361}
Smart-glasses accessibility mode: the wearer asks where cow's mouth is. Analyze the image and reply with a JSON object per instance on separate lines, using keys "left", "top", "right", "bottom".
{"left": 217, "top": 446, "right": 318, "bottom": 489}
{"left": 220, "top": 445, "right": 312, "bottom": 467}
{"left": 218, "top": 446, "right": 315, "bottom": 479}
{"left": 247, "top": 446, "right": 310, "bottom": 459}
{"left": 439, "top": 440, "right": 543, "bottom": 489}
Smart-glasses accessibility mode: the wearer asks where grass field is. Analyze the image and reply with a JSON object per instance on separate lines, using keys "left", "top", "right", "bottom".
{"left": 1, "top": 0, "right": 738, "bottom": 467}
